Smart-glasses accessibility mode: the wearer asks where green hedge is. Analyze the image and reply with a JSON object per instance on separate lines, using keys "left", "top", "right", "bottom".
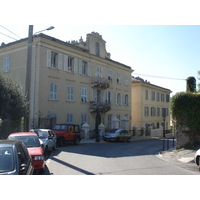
{"left": 171, "top": 92, "right": 200, "bottom": 129}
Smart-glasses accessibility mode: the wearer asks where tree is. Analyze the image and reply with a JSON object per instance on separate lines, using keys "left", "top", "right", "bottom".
{"left": 186, "top": 76, "right": 196, "bottom": 93}
{"left": 197, "top": 71, "right": 200, "bottom": 92}
{"left": 0, "top": 72, "right": 28, "bottom": 126}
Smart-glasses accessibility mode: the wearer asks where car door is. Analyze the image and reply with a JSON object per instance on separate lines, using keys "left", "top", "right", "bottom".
{"left": 17, "top": 143, "right": 32, "bottom": 175}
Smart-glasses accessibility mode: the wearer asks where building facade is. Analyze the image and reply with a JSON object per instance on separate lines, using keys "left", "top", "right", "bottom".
{"left": 131, "top": 77, "right": 172, "bottom": 133}
{"left": 0, "top": 32, "right": 133, "bottom": 132}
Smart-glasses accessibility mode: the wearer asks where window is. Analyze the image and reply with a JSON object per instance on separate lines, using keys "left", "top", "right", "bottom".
{"left": 3, "top": 56, "right": 10, "bottom": 72}
{"left": 66, "top": 114, "right": 73, "bottom": 123}
{"left": 67, "top": 86, "right": 74, "bottom": 101}
{"left": 124, "top": 74, "right": 128, "bottom": 85}
{"left": 151, "top": 91, "right": 155, "bottom": 101}
{"left": 157, "top": 92, "right": 160, "bottom": 101}
{"left": 151, "top": 107, "right": 156, "bottom": 116}
{"left": 162, "top": 108, "right": 168, "bottom": 117}
{"left": 117, "top": 72, "right": 121, "bottom": 83}
{"left": 144, "top": 106, "right": 149, "bottom": 116}
{"left": 166, "top": 94, "right": 170, "bottom": 102}
{"left": 161, "top": 93, "right": 165, "bottom": 102}
{"left": 81, "top": 114, "right": 87, "bottom": 125}
{"left": 116, "top": 93, "right": 121, "bottom": 105}
{"left": 51, "top": 52, "right": 57, "bottom": 68}
{"left": 124, "top": 94, "right": 129, "bottom": 106}
{"left": 157, "top": 107, "right": 160, "bottom": 116}
{"left": 106, "top": 91, "right": 112, "bottom": 104}
{"left": 108, "top": 69, "right": 112, "bottom": 80}
{"left": 67, "top": 57, "right": 74, "bottom": 72}
{"left": 81, "top": 88, "right": 88, "bottom": 102}
{"left": 50, "top": 83, "right": 58, "bottom": 100}
{"left": 96, "top": 66, "right": 103, "bottom": 77}
{"left": 145, "top": 90, "right": 148, "bottom": 100}
{"left": 46, "top": 50, "right": 62, "bottom": 69}
{"left": 79, "top": 60, "right": 90, "bottom": 76}
{"left": 95, "top": 42, "right": 100, "bottom": 56}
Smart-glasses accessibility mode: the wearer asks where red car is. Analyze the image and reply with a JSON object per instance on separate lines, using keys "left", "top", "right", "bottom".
{"left": 7, "top": 132, "right": 45, "bottom": 173}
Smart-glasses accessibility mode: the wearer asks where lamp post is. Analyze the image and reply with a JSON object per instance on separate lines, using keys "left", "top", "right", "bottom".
{"left": 162, "top": 114, "right": 166, "bottom": 151}
{"left": 95, "top": 105, "right": 101, "bottom": 142}
{"left": 25, "top": 25, "right": 54, "bottom": 131}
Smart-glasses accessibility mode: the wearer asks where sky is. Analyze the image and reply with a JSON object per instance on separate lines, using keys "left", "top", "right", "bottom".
{"left": 1, "top": 25, "right": 200, "bottom": 96}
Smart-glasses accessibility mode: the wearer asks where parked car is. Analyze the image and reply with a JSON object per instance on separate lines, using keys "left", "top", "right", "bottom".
{"left": 7, "top": 132, "right": 45, "bottom": 173}
{"left": 30, "top": 129, "right": 57, "bottom": 155}
{"left": 103, "top": 129, "right": 132, "bottom": 142}
{"left": 0, "top": 140, "right": 34, "bottom": 175}
{"left": 53, "top": 124, "right": 81, "bottom": 146}
{"left": 194, "top": 149, "right": 200, "bottom": 171}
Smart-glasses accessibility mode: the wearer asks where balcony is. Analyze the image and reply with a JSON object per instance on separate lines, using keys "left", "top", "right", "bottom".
{"left": 90, "top": 101, "right": 111, "bottom": 113}
{"left": 91, "top": 77, "right": 110, "bottom": 89}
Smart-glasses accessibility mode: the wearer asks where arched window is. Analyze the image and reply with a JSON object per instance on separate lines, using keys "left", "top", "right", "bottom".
{"left": 95, "top": 42, "right": 100, "bottom": 56}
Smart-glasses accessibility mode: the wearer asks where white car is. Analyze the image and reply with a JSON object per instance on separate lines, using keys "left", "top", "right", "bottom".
{"left": 194, "top": 149, "right": 200, "bottom": 171}
{"left": 30, "top": 129, "right": 57, "bottom": 155}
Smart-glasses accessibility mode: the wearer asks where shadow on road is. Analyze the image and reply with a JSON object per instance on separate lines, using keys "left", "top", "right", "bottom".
{"left": 50, "top": 157, "right": 95, "bottom": 175}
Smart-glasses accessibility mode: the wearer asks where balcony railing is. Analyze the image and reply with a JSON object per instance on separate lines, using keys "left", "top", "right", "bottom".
{"left": 91, "top": 77, "right": 110, "bottom": 89}
{"left": 90, "top": 101, "right": 111, "bottom": 113}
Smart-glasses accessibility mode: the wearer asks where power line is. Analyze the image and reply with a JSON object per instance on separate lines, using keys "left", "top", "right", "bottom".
{"left": 0, "top": 32, "right": 18, "bottom": 41}
{"left": 133, "top": 73, "right": 186, "bottom": 81}
{"left": 0, "top": 25, "right": 21, "bottom": 39}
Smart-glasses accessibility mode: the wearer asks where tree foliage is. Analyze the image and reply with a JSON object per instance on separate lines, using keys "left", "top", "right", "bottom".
{"left": 0, "top": 72, "right": 28, "bottom": 123}
{"left": 186, "top": 76, "right": 196, "bottom": 93}
{"left": 170, "top": 92, "right": 200, "bottom": 129}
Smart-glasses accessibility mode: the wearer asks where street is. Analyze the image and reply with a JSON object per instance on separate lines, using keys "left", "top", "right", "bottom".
{"left": 44, "top": 140, "right": 199, "bottom": 175}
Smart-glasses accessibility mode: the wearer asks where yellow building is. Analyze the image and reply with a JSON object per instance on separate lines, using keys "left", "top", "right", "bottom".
{"left": 131, "top": 77, "right": 172, "bottom": 133}
{"left": 0, "top": 32, "right": 133, "bottom": 133}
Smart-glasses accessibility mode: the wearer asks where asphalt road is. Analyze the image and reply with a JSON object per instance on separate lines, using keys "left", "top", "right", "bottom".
{"left": 44, "top": 140, "right": 199, "bottom": 175}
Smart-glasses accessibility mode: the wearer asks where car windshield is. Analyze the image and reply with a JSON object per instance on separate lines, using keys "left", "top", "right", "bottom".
{"left": 53, "top": 125, "right": 68, "bottom": 130}
{"left": 8, "top": 136, "right": 41, "bottom": 148}
{"left": 0, "top": 147, "right": 14, "bottom": 173}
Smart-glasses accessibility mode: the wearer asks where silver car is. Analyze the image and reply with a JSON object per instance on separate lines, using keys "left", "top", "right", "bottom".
{"left": 30, "top": 129, "right": 57, "bottom": 155}
{"left": 103, "top": 129, "right": 132, "bottom": 142}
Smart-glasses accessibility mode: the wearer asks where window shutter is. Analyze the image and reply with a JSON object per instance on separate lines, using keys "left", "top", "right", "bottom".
{"left": 74, "top": 58, "right": 78, "bottom": 73}
{"left": 87, "top": 62, "right": 91, "bottom": 76}
{"left": 58, "top": 53, "right": 62, "bottom": 70}
{"left": 79, "top": 59, "right": 82, "bottom": 74}
{"left": 46, "top": 50, "right": 51, "bottom": 68}
{"left": 54, "top": 84, "right": 57, "bottom": 100}
{"left": 64, "top": 55, "right": 68, "bottom": 71}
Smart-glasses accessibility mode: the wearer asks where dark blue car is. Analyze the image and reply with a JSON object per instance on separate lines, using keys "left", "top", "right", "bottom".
{"left": 0, "top": 140, "right": 34, "bottom": 175}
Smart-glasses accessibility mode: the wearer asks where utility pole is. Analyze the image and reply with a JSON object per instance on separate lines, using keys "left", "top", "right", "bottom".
{"left": 24, "top": 25, "right": 33, "bottom": 131}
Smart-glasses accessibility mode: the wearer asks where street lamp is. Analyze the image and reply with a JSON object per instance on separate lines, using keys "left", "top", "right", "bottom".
{"left": 95, "top": 105, "right": 101, "bottom": 142}
{"left": 33, "top": 26, "right": 54, "bottom": 36}
{"left": 162, "top": 115, "right": 166, "bottom": 138}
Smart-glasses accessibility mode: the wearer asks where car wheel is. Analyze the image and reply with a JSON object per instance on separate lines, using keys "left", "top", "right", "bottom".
{"left": 127, "top": 137, "right": 131, "bottom": 143}
{"left": 44, "top": 146, "right": 48, "bottom": 156}
{"left": 116, "top": 137, "right": 120, "bottom": 143}
{"left": 58, "top": 138, "right": 64, "bottom": 147}
{"left": 74, "top": 136, "right": 80, "bottom": 145}
{"left": 53, "top": 143, "right": 56, "bottom": 150}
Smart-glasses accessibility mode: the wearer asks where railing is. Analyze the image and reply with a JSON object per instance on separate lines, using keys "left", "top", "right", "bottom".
{"left": 90, "top": 101, "right": 111, "bottom": 113}
{"left": 91, "top": 77, "right": 110, "bottom": 89}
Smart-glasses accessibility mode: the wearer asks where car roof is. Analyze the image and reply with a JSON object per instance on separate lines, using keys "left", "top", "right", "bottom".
{"left": 0, "top": 139, "right": 23, "bottom": 147}
{"left": 30, "top": 129, "right": 51, "bottom": 132}
{"left": 8, "top": 132, "right": 38, "bottom": 137}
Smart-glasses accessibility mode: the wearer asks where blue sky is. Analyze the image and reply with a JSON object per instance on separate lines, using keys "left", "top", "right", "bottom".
{"left": 1, "top": 25, "right": 200, "bottom": 95}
